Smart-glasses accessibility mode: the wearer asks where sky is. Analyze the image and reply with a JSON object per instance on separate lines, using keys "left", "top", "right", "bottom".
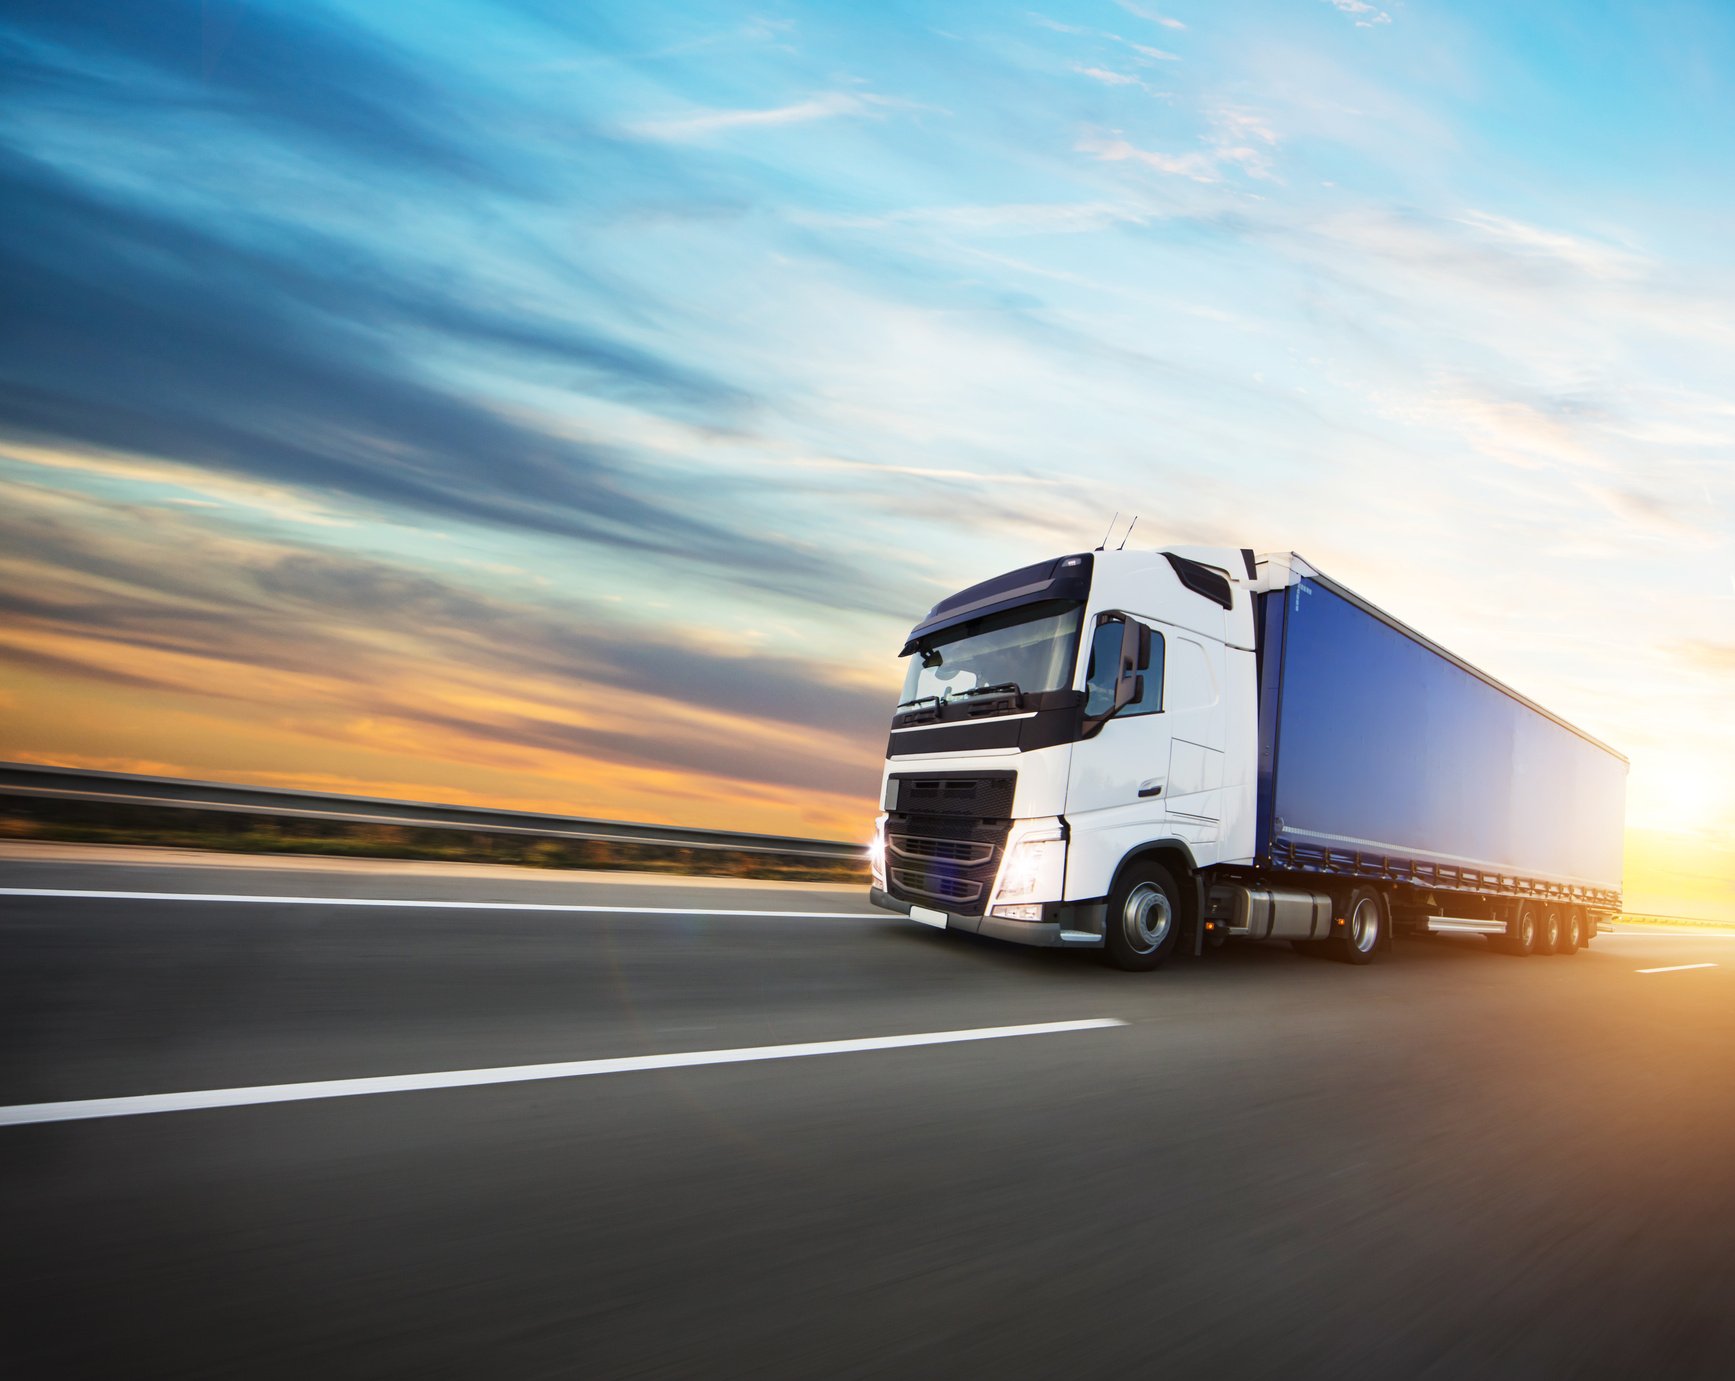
{"left": 1, "top": 0, "right": 1731, "bottom": 917}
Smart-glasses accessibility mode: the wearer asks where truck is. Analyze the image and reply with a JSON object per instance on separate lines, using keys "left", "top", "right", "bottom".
{"left": 867, "top": 546, "right": 1626, "bottom": 970}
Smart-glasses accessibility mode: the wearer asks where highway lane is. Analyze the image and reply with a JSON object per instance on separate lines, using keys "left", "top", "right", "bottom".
{"left": 3, "top": 852, "right": 1734, "bottom": 1379}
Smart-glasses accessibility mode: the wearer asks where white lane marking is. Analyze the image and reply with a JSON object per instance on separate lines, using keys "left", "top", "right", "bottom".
{"left": 0, "top": 1019, "right": 1127, "bottom": 1127}
{"left": 0, "top": 888, "right": 872, "bottom": 918}
{"left": 1635, "top": 962, "right": 1719, "bottom": 975}
{"left": 1605, "top": 931, "right": 1735, "bottom": 940}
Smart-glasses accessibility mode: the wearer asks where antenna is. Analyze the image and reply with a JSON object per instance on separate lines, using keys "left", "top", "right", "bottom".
{"left": 1095, "top": 511, "right": 1120, "bottom": 551}
{"left": 1117, "top": 515, "right": 1139, "bottom": 550}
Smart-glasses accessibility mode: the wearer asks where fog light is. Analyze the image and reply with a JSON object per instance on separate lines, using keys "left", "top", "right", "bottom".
{"left": 992, "top": 903, "right": 1043, "bottom": 921}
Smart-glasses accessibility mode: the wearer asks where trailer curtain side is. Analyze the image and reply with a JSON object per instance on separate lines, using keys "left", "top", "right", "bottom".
{"left": 1255, "top": 577, "right": 1626, "bottom": 897}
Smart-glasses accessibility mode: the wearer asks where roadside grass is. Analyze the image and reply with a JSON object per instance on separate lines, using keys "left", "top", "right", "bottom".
{"left": 0, "top": 810, "right": 869, "bottom": 886}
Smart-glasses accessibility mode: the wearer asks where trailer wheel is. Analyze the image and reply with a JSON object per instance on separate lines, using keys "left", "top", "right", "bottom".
{"left": 1505, "top": 905, "right": 1538, "bottom": 957}
{"left": 1577, "top": 910, "right": 1594, "bottom": 949}
{"left": 1327, "top": 886, "right": 1385, "bottom": 965}
{"left": 1559, "top": 908, "right": 1581, "bottom": 955}
{"left": 1102, "top": 862, "right": 1183, "bottom": 972}
{"left": 1536, "top": 906, "right": 1561, "bottom": 955}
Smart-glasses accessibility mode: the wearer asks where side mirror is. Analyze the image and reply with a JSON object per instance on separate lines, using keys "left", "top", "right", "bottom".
{"left": 1083, "top": 616, "right": 1147, "bottom": 735}
{"left": 1111, "top": 617, "right": 1146, "bottom": 710}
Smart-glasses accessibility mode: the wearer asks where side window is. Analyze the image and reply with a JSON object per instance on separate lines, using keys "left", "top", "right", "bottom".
{"left": 1083, "top": 620, "right": 1122, "bottom": 717}
{"left": 1083, "top": 618, "right": 1166, "bottom": 717}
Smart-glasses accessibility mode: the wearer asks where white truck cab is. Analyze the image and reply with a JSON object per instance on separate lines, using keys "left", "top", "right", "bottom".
{"left": 869, "top": 545, "right": 1263, "bottom": 963}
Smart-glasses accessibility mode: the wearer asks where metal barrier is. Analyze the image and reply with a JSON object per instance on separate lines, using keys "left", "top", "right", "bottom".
{"left": 0, "top": 762, "right": 866, "bottom": 861}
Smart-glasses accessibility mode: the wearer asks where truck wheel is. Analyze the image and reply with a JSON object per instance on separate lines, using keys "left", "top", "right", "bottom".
{"left": 1103, "top": 862, "right": 1183, "bottom": 972}
{"left": 1536, "top": 906, "right": 1561, "bottom": 955}
{"left": 1577, "top": 910, "right": 1594, "bottom": 949}
{"left": 1328, "top": 886, "right": 1385, "bottom": 965}
{"left": 1559, "top": 908, "right": 1581, "bottom": 955}
{"left": 1505, "top": 906, "right": 1538, "bottom": 957}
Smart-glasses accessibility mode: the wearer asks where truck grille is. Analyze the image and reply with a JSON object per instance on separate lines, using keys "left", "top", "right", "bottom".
{"left": 887, "top": 835, "right": 996, "bottom": 866}
{"left": 890, "top": 771, "right": 1015, "bottom": 818}
{"left": 883, "top": 773, "right": 1015, "bottom": 916}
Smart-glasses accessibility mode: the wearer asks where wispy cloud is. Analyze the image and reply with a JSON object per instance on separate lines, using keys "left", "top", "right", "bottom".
{"left": 628, "top": 91, "right": 896, "bottom": 140}
{"left": 1323, "top": 0, "right": 1393, "bottom": 26}
{"left": 802, "top": 200, "right": 1149, "bottom": 235}
{"left": 1072, "top": 65, "right": 1140, "bottom": 87}
{"left": 1116, "top": 1, "right": 1188, "bottom": 29}
{"left": 1079, "top": 106, "right": 1280, "bottom": 182}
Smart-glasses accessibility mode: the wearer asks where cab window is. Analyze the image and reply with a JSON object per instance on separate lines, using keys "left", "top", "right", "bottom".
{"left": 1084, "top": 618, "right": 1164, "bottom": 717}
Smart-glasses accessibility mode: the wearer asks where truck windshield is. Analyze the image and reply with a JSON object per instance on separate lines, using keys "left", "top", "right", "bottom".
{"left": 899, "top": 601, "right": 1083, "bottom": 707}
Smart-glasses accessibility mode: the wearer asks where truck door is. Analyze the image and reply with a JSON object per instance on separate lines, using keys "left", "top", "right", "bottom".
{"left": 1063, "top": 613, "right": 1172, "bottom": 887}
{"left": 1064, "top": 614, "right": 1227, "bottom": 897}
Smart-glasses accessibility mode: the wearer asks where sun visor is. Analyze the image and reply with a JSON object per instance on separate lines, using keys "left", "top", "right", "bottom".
{"left": 899, "top": 553, "right": 1093, "bottom": 655}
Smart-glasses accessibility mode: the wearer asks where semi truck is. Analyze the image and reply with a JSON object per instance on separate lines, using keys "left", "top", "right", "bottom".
{"left": 867, "top": 546, "right": 1626, "bottom": 970}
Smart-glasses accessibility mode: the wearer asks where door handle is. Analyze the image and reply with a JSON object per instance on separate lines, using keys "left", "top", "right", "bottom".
{"left": 1138, "top": 780, "right": 1163, "bottom": 798}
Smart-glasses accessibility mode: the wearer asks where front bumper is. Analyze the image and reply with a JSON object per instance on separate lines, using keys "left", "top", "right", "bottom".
{"left": 869, "top": 887, "right": 1102, "bottom": 948}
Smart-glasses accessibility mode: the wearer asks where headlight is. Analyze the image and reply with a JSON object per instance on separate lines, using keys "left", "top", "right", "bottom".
{"left": 994, "top": 831, "right": 1065, "bottom": 905}
{"left": 868, "top": 813, "right": 887, "bottom": 887}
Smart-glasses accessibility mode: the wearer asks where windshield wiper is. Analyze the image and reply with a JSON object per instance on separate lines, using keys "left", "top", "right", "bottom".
{"left": 897, "top": 694, "right": 943, "bottom": 710}
{"left": 951, "top": 682, "right": 1022, "bottom": 699}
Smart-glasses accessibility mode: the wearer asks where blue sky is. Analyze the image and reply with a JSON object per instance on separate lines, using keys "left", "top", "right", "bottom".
{"left": 1, "top": 1, "right": 1732, "bottom": 913}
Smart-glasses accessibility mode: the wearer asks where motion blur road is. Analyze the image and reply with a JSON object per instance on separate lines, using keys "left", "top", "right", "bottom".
{"left": 3, "top": 848, "right": 1733, "bottom": 1380}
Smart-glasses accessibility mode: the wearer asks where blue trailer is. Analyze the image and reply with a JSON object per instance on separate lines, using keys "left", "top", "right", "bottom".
{"left": 1254, "top": 567, "right": 1626, "bottom": 914}
{"left": 870, "top": 546, "right": 1626, "bottom": 969}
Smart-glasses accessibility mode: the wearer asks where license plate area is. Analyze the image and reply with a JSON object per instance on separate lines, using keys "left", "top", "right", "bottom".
{"left": 910, "top": 905, "right": 948, "bottom": 929}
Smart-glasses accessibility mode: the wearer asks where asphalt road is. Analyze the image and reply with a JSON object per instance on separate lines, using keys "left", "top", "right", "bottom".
{"left": 3, "top": 850, "right": 1734, "bottom": 1380}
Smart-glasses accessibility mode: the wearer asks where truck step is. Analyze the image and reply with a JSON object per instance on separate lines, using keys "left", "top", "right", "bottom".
{"left": 1427, "top": 916, "right": 1507, "bottom": 935}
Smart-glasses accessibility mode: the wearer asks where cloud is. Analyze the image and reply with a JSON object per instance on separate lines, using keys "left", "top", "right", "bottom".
{"left": 800, "top": 201, "right": 1149, "bottom": 235}
{"left": 1079, "top": 107, "right": 1280, "bottom": 183}
{"left": 1583, "top": 484, "right": 1714, "bottom": 541}
{"left": 1073, "top": 66, "right": 1140, "bottom": 87}
{"left": 1676, "top": 642, "right": 1735, "bottom": 673}
{"left": 1323, "top": 0, "right": 1393, "bottom": 26}
{"left": 0, "top": 491, "right": 896, "bottom": 746}
{"left": 2, "top": 0, "right": 509, "bottom": 186}
{"left": 0, "top": 491, "right": 895, "bottom": 809}
{"left": 0, "top": 145, "right": 897, "bottom": 605}
{"left": 1115, "top": 2, "right": 1187, "bottom": 29}
{"left": 628, "top": 92, "right": 888, "bottom": 140}
{"left": 1455, "top": 211, "right": 1645, "bottom": 283}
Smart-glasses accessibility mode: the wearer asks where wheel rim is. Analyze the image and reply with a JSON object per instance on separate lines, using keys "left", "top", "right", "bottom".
{"left": 1545, "top": 911, "right": 1560, "bottom": 947}
{"left": 1350, "top": 896, "right": 1381, "bottom": 954}
{"left": 1519, "top": 914, "right": 1535, "bottom": 947}
{"left": 1569, "top": 914, "right": 1582, "bottom": 945}
{"left": 1122, "top": 881, "right": 1172, "bottom": 954}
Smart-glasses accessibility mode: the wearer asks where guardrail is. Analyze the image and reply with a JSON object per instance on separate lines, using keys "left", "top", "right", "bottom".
{"left": 0, "top": 762, "right": 866, "bottom": 862}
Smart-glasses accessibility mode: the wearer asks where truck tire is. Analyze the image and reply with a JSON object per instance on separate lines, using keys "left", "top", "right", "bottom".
{"left": 1102, "top": 862, "right": 1183, "bottom": 971}
{"left": 1536, "top": 905, "right": 1561, "bottom": 955}
{"left": 1505, "top": 905, "right": 1538, "bottom": 957}
{"left": 1327, "top": 886, "right": 1385, "bottom": 965}
{"left": 1577, "top": 910, "right": 1594, "bottom": 948}
{"left": 1559, "top": 908, "right": 1581, "bottom": 955}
